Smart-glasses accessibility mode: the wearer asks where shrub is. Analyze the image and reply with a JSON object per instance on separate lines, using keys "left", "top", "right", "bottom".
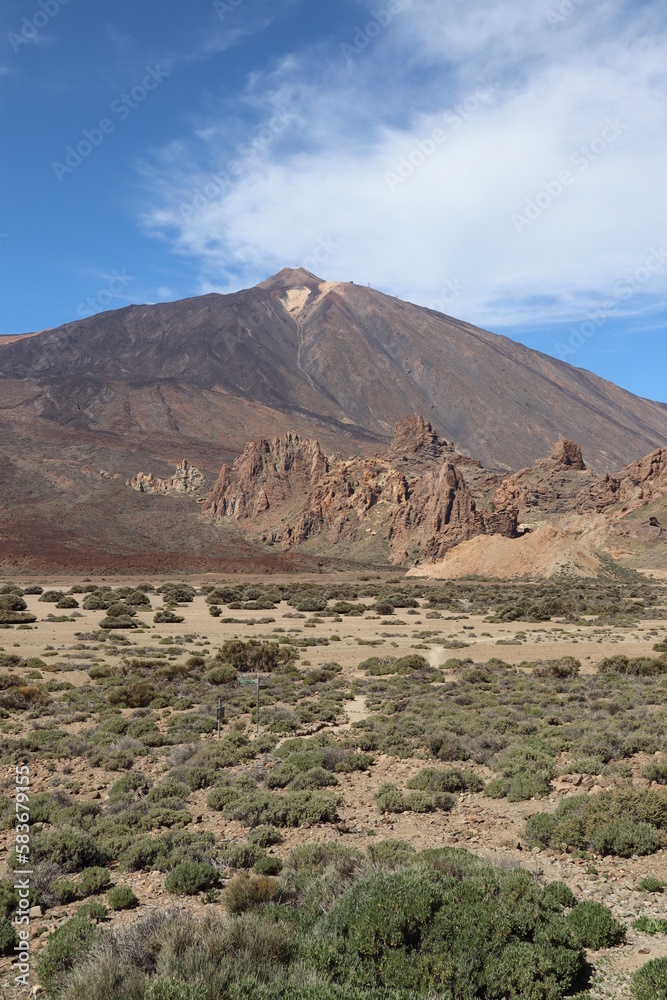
{"left": 366, "top": 840, "right": 416, "bottom": 868}
{"left": 107, "top": 885, "right": 139, "bottom": 910}
{"left": 643, "top": 760, "right": 667, "bottom": 784}
{"left": 567, "top": 901, "right": 626, "bottom": 949}
{"left": 223, "top": 790, "right": 341, "bottom": 828}
{"left": 52, "top": 879, "right": 80, "bottom": 904}
{"left": 0, "top": 918, "right": 18, "bottom": 956}
{"left": 154, "top": 611, "right": 185, "bottom": 624}
{"left": 80, "top": 867, "right": 112, "bottom": 896}
{"left": 253, "top": 855, "right": 283, "bottom": 876}
{"left": 406, "top": 767, "right": 483, "bottom": 794}
{"left": 248, "top": 825, "right": 284, "bottom": 848}
{"left": 639, "top": 876, "right": 665, "bottom": 893}
{"left": 324, "top": 861, "right": 588, "bottom": 995}
{"left": 216, "top": 639, "right": 296, "bottom": 673}
{"left": 56, "top": 595, "right": 79, "bottom": 609}
{"left": 533, "top": 657, "right": 581, "bottom": 678}
{"left": 376, "top": 783, "right": 455, "bottom": 814}
{"left": 165, "top": 862, "right": 219, "bottom": 895}
{"left": 426, "top": 730, "right": 466, "bottom": 762}
{"left": 543, "top": 881, "right": 576, "bottom": 908}
{"left": 206, "top": 663, "right": 237, "bottom": 684}
{"left": 224, "top": 873, "right": 281, "bottom": 913}
{"left": 36, "top": 913, "right": 100, "bottom": 993}
{"left": 30, "top": 826, "right": 107, "bottom": 873}
{"left": 632, "top": 957, "right": 667, "bottom": 999}
{"left": 39, "top": 590, "right": 65, "bottom": 603}
{"left": 633, "top": 916, "right": 667, "bottom": 935}
{"left": 525, "top": 788, "right": 667, "bottom": 857}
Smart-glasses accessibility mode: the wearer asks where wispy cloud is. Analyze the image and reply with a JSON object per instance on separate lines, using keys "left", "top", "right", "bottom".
{"left": 138, "top": 0, "right": 667, "bottom": 333}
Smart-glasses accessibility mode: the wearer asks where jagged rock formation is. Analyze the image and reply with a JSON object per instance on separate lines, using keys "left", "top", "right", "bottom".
{"left": 127, "top": 460, "right": 206, "bottom": 497}
{"left": 591, "top": 448, "right": 667, "bottom": 515}
{"left": 204, "top": 416, "right": 518, "bottom": 564}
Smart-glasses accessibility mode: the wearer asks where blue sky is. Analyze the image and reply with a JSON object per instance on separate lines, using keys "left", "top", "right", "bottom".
{"left": 1, "top": 0, "right": 666, "bottom": 402}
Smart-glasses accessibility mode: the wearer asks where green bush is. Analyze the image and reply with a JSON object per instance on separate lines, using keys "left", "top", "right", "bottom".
{"left": 639, "top": 876, "right": 665, "bottom": 893}
{"left": 366, "top": 840, "right": 416, "bottom": 868}
{"left": 248, "top": 825, "right": 284, "bottom": 848}
{"left": 406, "top": 767, "right": 483, "bottom": 794}
{"left": 80, "top": 867, "right": 112, "bottom": 896}
{"left": 0, "top": 918, "right": 18, "bottom": 956}
{"left": 223, "top": 790, "right": 340, "bottom": 828}
{"left": 643, "top": 760, "right": 667, "bottom": 784}
{"left": 566, "top": 901, "right": 626, "bottom": 949}
{"left": 164, "top": 862, "right": 219, "bottom": 895}
{"left": 525, "top": 788, "right": 667, "bottom": 857}
{"left": 632, "top": 957, "right": 667, "bottom": 999}
{"left": 36, "top": 913, "right": 100, "bottom": 992}
{"left": 30, "top": 826, "right": 107, "bottom": 873}
{"left": 154, "top": 611, "right": 185, "bottom": 624}
{"left": 376, "top": 783, "right": 454, "bottom": 814}
{"left": 543, "top": 882, "right": 577, "bottom": 909}
{"left": 533, "top": 657, "right": 581, "bottom": 678}
{"left": 206, "top": 663, "right": 237, "bottom": 684}
{"left": 633, "top": 916, "right": 667, "bottom": 935}
{"left": 253, "top": 855, "right": 283, "bottom": 876}
{"left": 107, "top": 885, "right": 139, "bottom": 910}
{"left": 216, "top": 639, "right": 297, "bottom": 673}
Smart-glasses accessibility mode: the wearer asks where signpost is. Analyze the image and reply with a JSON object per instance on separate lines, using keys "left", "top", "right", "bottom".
{"left": 238, "top": 672, "right": 260, "bottom": 736}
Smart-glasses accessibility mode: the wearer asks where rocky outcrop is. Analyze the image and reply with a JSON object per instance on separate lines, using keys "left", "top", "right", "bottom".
{"left": 127, "top": 460, "right": 206, "bottom": 497}
{"left": 551, "top": 439, "right": 586, "bottom": 471}
{"left": 591, "top": 448, "right": 667, "bottom": 514}
{"left": 205, "top": 434, "right": 335, "bottom": 519}
{"left": 203, "top": 417, "right": 518, "bottom": 564}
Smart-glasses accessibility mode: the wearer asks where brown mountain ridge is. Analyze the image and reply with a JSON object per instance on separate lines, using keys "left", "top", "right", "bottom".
{"left": 1, "top": 268, "right": 666, "bottom": 571}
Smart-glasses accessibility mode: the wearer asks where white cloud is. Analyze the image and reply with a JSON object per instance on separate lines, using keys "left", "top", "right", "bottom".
{"left": 139, "top": 0, "right": 667, "bottom": 333}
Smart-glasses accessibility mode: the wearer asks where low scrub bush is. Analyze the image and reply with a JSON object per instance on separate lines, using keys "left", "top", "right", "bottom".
{"left": 632, "top": 957, "right": 667, "bottom": 999}
{"left": 164, "top": 862, "right": 219, "bottom": 895}
{"left": 376, "top": 782, "right": 455, "bottom": 814}
{"left": 224, "top": 873, "right": 281, "bottom": 913}
{"left": 107, "top": 885, "right": 139, "bottom": 910}
{"left": 566, "top": 901, "right": 626, "bottom": 949}
{"left": 643, "top": 760, "right": 667, "bottom": 784}
{"left": 406, "top": 767, "right": 483, "bottom": 794}
{"left": 525, "top": 788, "right": 667, "bottom": 857}
{"left": 633, "top": 916, "right": 667, "bottom": 935}
{"left": 223, "top": 790, "right": 341, "bottom": 828}
{"left": 639, "top": 876, "right": 665, "bottom": 893}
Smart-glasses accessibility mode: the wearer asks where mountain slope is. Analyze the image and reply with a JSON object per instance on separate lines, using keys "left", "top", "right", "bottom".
{"left": 1, "top": 267, "right": 666, "bottom": 571}
{"left": 2, "top": 267, "right": 667, "bottom": 472}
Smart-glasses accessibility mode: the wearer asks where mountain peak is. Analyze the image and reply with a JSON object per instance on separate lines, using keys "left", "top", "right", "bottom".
{"left": 256, "top": 266, "right": 325, "bottom": 291}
